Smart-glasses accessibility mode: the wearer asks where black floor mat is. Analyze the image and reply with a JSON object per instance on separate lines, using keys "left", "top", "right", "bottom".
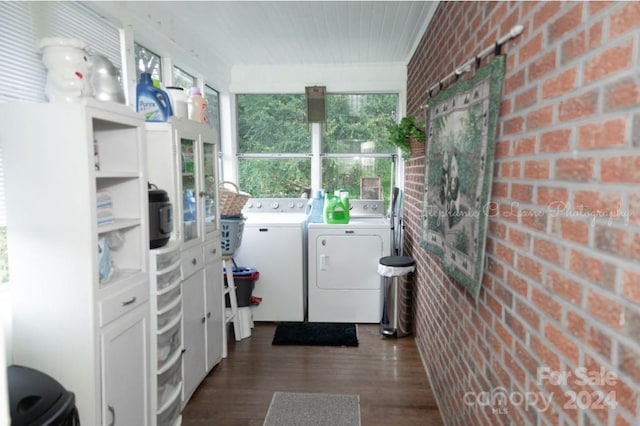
{"left": 272, "top": 322, "right": 359, "bottom": 347}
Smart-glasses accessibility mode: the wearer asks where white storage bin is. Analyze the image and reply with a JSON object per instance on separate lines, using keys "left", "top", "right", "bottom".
{"left": 157, "top": 300, "right": 181, "bottom": 330}
{"left": 156, "top": 387, "right": 181, "bottom": 426}
{"left": 157, "top": 320, "right": 181, "bottom": 368}
{"left": 157, "top": 284, "right": 181, "bottom": 312}
{"left": 157, "top": 266, "right": 181, "bottom": 291}
{"left": 157, "top": 356, "right": 182, "bottom": 409}
{"left": 156, "top": 246, "right": 181, "bottom": 270}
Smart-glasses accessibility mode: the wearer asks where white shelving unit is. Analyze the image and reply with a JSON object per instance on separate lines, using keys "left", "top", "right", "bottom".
{"left": 150, "top": 241, "right": 183, "bottom": 426}
{"left": 1, "top": 99, "right": 151, "bottom": 425}
{"left": 145, "top": 117, "right": 224, "bottom": 410}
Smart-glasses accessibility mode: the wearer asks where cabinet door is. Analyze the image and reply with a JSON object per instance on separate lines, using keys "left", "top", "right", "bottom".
{"left": 200, "top": 139, "right": 218, "bottom": 241}
{"left": 180, "top": 138, "right": 200, "bottom": 244}
{"left": 182, "top": 271, "right": 206, "bottom": 401}
{"left": 101, "top": 303, "right": 150, "bottom": 426}
{"left": 205, "top": 258, "right": 223, "bottom": 370}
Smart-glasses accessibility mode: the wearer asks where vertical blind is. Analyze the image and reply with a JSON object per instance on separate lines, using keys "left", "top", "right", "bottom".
{"left": 0, "top": 1, "right": 121, "bottom": 225}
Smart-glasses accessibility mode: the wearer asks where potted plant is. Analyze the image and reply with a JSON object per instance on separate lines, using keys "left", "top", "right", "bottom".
{"left": 388, "top": 115, "right": 426, "bottom": 159}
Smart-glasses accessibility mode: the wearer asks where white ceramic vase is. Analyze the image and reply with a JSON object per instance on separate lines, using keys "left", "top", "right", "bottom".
{"left": 38, "top": 37, "right": 94, "bottom": 103}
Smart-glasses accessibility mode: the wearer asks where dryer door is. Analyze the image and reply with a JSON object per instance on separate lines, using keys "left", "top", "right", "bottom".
{"left": 315, "top": 234, "right": 383, "bottom": 290}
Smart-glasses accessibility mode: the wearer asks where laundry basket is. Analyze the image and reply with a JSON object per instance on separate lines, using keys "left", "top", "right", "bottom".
{"left": 220, "top": 216, "right": 245, "bottom": 256}
{"left": 219, "top": 181, "right": 250, "bottom": 217}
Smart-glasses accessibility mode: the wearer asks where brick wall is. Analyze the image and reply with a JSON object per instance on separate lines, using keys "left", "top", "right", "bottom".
{"left": 404, "top": 2, "right": 640, "bottom": 425}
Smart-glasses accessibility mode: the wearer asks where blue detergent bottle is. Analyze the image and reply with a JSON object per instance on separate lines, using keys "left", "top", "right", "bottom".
{"left": 305, "top": 189, "right": 325, "bottom": 223}
{"left": 136, "top": 72, "right": 173, "bottom": 122}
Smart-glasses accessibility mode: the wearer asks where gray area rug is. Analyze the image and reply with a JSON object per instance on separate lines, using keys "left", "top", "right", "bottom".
{"left": 263, "top": 392, "right": 361, "bottom": 426}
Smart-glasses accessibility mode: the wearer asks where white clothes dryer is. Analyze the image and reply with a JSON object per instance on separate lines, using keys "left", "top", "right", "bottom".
{"left": 307, "top": 206, "right": 391, "bottom": 323}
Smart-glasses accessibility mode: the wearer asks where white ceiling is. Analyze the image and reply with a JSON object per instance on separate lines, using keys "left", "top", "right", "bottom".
{"left": 96, "top": 1, "right": 438, "bottom": 69}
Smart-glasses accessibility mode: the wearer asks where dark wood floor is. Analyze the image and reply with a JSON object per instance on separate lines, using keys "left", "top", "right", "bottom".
{"left": 182, "top": 323, "right": 443, "bottom": 426}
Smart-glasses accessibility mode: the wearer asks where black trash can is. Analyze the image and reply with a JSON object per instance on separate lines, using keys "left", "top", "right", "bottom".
{"left": 224, "top": 266, "right": 259, "bottom": 307}
{"left": 378, "top": 256, "right": 415, "bottom": 337}
{"left": 8, "top": 364, "right": 80, "bottom": 426}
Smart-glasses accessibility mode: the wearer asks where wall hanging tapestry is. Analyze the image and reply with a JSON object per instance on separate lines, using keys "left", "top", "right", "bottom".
{"left": 420, "top": 55, "right": 505, "bottom": 298}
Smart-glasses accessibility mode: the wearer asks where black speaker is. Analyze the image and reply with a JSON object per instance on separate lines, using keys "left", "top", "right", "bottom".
{"left": 306, "top": 86, "right": 326, "bottom": 123}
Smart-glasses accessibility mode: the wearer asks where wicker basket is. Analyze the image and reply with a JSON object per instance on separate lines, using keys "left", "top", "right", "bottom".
{"left": 219, "top": 181, "right": 250, "bottom": 217}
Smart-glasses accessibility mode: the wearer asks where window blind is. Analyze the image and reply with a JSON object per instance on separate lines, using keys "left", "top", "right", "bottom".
{"left": 0, "top": 1, "right": 121, "bottom": 226}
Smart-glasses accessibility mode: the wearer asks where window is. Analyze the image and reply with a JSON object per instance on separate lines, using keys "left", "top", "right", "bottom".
{"left": 237, "top": 94, "right": 311, "bottom": 197}
{"left": 173, "top": 66, "right": 196, "bottom": 90}
{"left": 134, "top": 43, "right": 162, "bottom": 84}
{"left": 322, "top": 94, "right": 397, "bottom": 205}
{"left": 236, "top": 93, "right": 398, "bottom": 203}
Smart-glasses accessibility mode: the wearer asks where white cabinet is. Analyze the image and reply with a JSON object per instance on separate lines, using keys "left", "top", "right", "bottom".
{"left": 1, "top": 99, "right": 150, "bottom": 425}
{"left": 181, "top": 239, "right": 224, "bottom": 403}
{"left": 146, "top": 118, "right": 223, "bottom": 408}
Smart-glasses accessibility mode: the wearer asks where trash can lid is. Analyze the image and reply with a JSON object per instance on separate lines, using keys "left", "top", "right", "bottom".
{"left": 379, "top": 256, "right": 415, "bottom": 267}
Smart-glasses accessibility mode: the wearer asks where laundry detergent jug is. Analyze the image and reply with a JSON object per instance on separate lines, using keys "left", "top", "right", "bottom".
{"left": 136, "top": 72, "right": 172, "bottom": 122}
{"left": 323, "top": 191, "right": 350, "bottom": 224}
{"left": 306, "top": 189, "right": 325, "bottom": 223}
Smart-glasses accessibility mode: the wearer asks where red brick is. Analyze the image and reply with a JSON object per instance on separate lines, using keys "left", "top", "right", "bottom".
{"left": 589, "top": 20, "right": 603, "bottom": 49}
{"left": 503, "top": 116, "right": 524, "bottom": 135}
{"left": 507, "top": 227, "right": 528, "bottom": 248}
{"left": 537, "top": 186, "right": 569, "bottom": 207}
{"left": 621, "top": 270, "right": 640, "bottom": 304}
{"left": 494, "top": 320, "right": 512, "bottom": 348}
{"left": 585, "top": 39, "right": 634, "bottom": 83}
{"left": 528, "top": 50, "right": 557, "bottom": 81}
{"left": 587, "top": 289, "right": 624, "bottom": 329}
{"left": 566, "top": 309, "right": 586, "bottom": 339}
{"left": 534, "top": 1, "right": 562, "bottom": 29}
{"left": 605, "top": 79, "right": 640, "bottom": 111}
{"left": 542, "top": 68, "right": 577, "bottom": 100}
{"left": 610, "top": 2, "right": 640, "bottom": 37}
{"left": 594, "top": 225, "right": 640, "bottom": 261}
{"left": 504, "top": 69, "right": 525, "bottom": 95}
{"left": 618, "top": 342, "right": 640, "bottom": 383}
{"left": 577, "top": 117, "right": 627, "bottom": 149}
{"left": 558, "top": 91, "right": 599, "bottom": 122}
{"left": 513, "top": 136, "right": 536, "bottom": 156}
{"left": 495, "top": 241, "right": 515, "bottom": 265}
{"left": 521, "top": 209, "right": 547, "bottom": 232}
{"left": 518, "top": 254, "right": 543, "bottom": 281}
{"left": 515, "top": 87, "right": 537, "bottom": 112}
{"left": 495, "top": 140, "right": 510, "bottom": 157}
{"left": 524, "top": 159, "right": 550, "bottom": 179}
{"left": 588, "top": 324, "right": 613, "bottom": 359}
{"left": 561, "top": 30, "right": 588, "bottom": 64}
{"left": 515, "top": 299, "right": 540, "bottom": 330}
{"left": 519, "top": 32, "right": 543, "bottom": 64}
{"left": 568, "top": 249, "right": 617, "bottom": 290}
{"left": 533, "top": 237, "right": 563, "bottom": 265}
{"left": 511, "top": 183, "right": 532, "bottom": 203}
{"left": 544, "top": 322, "right": 579, "bottom": 364}
{"left": 530, "top": 334, "right": 561, "bottom": 372}
{"left": 545, "top": 269, "right": 582, "bottom": 304}
{"left": 628, "top": 193, "right": 640, "bottom": 225}
{"left": 601, "top": 155, "right": 640, "bottom": 183}
{"left": 549, "top": 3, "right": 583, "bottom": 42}
{"left": 507, "top": 270, "right": 528, "bottom": 297}
{"left": 588, "top": 1, "right": 613, "bottom": 16}
{"left": 584, "top": 355, "right": 638, "bottom": 413}
{"left": 489, "top": 219, "right": 507, "bottom": 239}
{"left": 501, "top": 160, "right": 521, "bottom": 178}
{"left": 555, "top": 157, "right": 594, "bottom": 181}
{"left": 500, "top": 99, "right": 512, "bottom": 116}
{"left": 532, "top": 287, "right": 563, "bottom": 321}
{"left": 526, "top": 105, "right": 554, "bottom": 130}
{"left": 573, "top": 189, "right": 622, "bottom": 217}
{"left": 556, "top": 217, "right": 590, "bottom": 245}
{"left": 492, "top": 181, "right": 508, "bottom": 198}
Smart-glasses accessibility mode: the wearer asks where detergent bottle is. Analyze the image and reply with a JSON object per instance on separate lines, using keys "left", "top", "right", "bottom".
{"left": 323, "top": 190, "right": 350, "bottom": 224}
{"left": 305, "top": 189, "right": 325, "bottom": 223}
{"left": 136, "top": 72, "right": 172, "bottom": 122}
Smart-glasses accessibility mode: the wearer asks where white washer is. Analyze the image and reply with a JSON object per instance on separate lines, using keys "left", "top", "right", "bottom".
{"left": 308, "top": 209, "right": 391, "bottom": 323}
{"left": 233, "top": 199, "right": 307, "bottom": 322}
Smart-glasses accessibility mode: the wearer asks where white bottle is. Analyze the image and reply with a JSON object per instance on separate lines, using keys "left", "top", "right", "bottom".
{"left": 188, "top": 87, "right": 208, "bottom": 123}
